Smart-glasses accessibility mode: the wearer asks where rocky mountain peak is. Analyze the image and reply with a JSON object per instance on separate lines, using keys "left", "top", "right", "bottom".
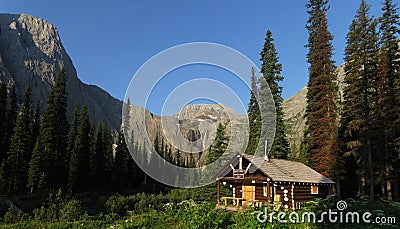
{"left": 175, "top": 103, "right": 237, "bottom": 121}
{"left": 0, "top": 13, "right": 122, "bottom": 128}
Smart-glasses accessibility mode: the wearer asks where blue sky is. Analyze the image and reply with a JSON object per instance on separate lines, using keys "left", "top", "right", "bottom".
{"left": 1, "top": 0, "right": 384, "bottom": 114}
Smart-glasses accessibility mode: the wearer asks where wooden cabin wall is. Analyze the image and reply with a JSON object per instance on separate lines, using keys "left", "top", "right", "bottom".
{"left": 293, "top": 185, "right": 331, "bottom": 202}
{"left": 274, "top": 183, "right": 293, "bottom": 209}
{"left": 234, "top": 183, "right": 242, "bottom": 198}
{"left": 255, "top": 183, "right": 268, "bottom": 201}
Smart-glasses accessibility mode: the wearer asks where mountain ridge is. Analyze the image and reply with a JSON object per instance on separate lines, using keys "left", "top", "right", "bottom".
{"left": 0, "top": 13, "right": 122, "bottom": 129}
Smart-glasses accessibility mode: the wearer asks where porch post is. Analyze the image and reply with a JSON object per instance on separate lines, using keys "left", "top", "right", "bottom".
{"left": 271, "top": 183, "right": 275, "bottom": 204}
{"left": 267, "top": 178, "right": 270, "bottom": 204}
{"left": 217, "top": 179, "right": 220, "bottom": 205}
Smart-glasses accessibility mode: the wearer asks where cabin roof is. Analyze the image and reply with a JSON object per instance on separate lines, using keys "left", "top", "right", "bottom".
{"left": 217, "top": 154, "right": 335, "bottom": 184}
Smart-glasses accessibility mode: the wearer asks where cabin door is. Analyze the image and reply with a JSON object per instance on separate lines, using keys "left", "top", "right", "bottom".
{"left": 242, "top": 180, "right": 255, "bottom": 206}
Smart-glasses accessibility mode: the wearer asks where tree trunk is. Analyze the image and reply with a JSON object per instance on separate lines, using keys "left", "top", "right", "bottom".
{"left": 366, "top": 138, "right": 374, "bottom": 201}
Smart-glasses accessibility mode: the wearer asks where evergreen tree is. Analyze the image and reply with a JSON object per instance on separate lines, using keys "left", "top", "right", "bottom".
{"left": 188, "top": 152, "right": 195, "bottom": 168}
{"left": 126, "top": 136, "right": 137, "bottom": 188}
{"left": 377, "top": 0, "right": 400, "bottom": 200}
{"left": 304, "top": 10, "right": 338, "bottom": 178}
{"left": 26, "top": 103, "right": 41, "bottom": 194}
{"left": 166, "top": 144, "right": 173, "bottom": 163}
{"left": 102, "top": 122, "right": 114, "bottom": 186}
{"left": 148, "top": 146, "right": 160, "bottom": 184}
{"left": 31, "top": 101, "right": 41, "bottom": 151}
{"left": 123, "top": 98, "right": 131, "bottom": 138}
{"left": 150, "top": 132, "right": 162, "bottom": 176}
{"left": 0, "top": 83, "right": 8, "bottom": 163}
{"left": 28, "top": 68, "right": 69, "bottom": 190}
{"left": 207, "top": 123, "right": 229, "bottom": 165}
{"left": 3, "top": 86, "right": 34, "bottom": 192}
{"left": 114, "top": 130, "right": 132, "bottom": 191}
{"left": 91, "top": 122, "right": 106, "bottom": 190}
{"left": 154, "top": 134, "right": 160, "bottom": 155}
{"left": 260, "top": 30, "right": 290, "bottom": 159}
{"left": 305, "top": 0, "right": 329, "bottom": 65}
{"left": 245, "top": 67, "right": 261, "bottom": 155}
{"left": 301, "top": 0, "right": 330, "bottom": 165}
{"left": 68, "top": 145, "right": 79, "bottom": 192}
{"left": 66, "top": 103, "right": 80, "bottom": 165}
{"left": 136, "top": 144, "right": 147, "bottom": 185}
{"left": 88, "top": 120, "right": 96, "bottom": 188}
{"left": 89, "top": 122, "right": 115, "bottom": 191}
{"left": 27, "top": 142, "right": 42, "bottom": 193}
{"left": 175, "top": 149, "right": 181, "bottom": 167}
{"left": 68, "top": 105, "right": 90, "bottom": 192}
{"left": 341, "top": 0, "right": 379, "bottom": 200}
{"left": 0, "top": 160, "right": 7, "bottom": 192}
{"left": 4, "top": 85, "right": 18, "bottom": 153}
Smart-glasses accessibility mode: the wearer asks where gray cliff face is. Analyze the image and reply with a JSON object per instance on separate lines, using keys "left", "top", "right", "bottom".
{"left": 0, "top": 13, "right": 122, "bottom": 128}
{"left": 282, "top": 86, "right": 308, "bottom": 155}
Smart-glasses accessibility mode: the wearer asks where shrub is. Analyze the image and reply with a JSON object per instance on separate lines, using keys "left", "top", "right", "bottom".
{"left": 105, "top": 195, "right": 128, "bottom": 217}
{"left": 3, "top": 208, "right": 23, "bottom": 224}
{"left": 32, "top": 189, "right": 63, "bottom": 223}
{"left": 59, "top": 199, "right": 84, "bottom": 222}
{"left": 33, "top": 206, "right": 48, "bottom": 222}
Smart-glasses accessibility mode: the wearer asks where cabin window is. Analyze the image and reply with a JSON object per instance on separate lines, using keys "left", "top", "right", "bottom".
{"left": 311, "top": 185, "right": 319, "bottom": 194}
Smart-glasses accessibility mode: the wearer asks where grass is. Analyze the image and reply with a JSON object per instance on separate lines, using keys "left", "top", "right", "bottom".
{"left": 1, "top": 191, "right": 399, "bottom": 229}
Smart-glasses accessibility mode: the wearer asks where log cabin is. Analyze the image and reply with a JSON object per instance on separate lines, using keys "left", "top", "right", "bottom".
{"left": 215, "top": 154, "right": 335, "bottom": 210}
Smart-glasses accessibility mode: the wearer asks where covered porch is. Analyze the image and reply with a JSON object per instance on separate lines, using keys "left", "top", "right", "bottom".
{"left": 216, "top": 176, "right": 278, "bottom": 209}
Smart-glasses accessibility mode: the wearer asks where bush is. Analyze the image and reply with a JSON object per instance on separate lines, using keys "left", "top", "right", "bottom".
{"left": 59, "top": 199, "right": 84, "bottom": 222}
{"left": 33, "top": 189, "right": 63, "bottom": 223}
{"left": 33, "top": 206, "right": 47, "bottom": 222}
{"left": 105, "top": 192, "right": 170, "bottom": 217}
{"left": 105, "top": 194, "right": 129, "bottom": 217}
{"left": 3, "top": 208, "right": 23, "bottom": 224}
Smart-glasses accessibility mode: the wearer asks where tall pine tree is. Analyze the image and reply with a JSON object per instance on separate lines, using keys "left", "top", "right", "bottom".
{"left": 207, "top": 123, "right": 229, "bottom": 165}
{"left": 114, "top": 130, "right": 134, "bottom": 191}
{"left": 376, "top": 0, "right": 400, "bottom": 200}
{"left": 66, "top": 103, "right": 80, "bottom": 166}
{"left": 4, "top": 85, "right": 18, "bottom": 153}
{"left": 3, "top": 86, "right": 34, "bottom": 192}
{"left": 27, "top": 141, "right": 41, "bottom": 193}
{"left": 304, "top": 7, "right": 338, "bottom": 178}
{"left": 102, "top": 122, "right": 114, "bottom": 187}
{"left": 68, "top": 105, "right": 91, "bottom": 192}
{"left": 300, "top": 0, "right": 330, "bottom": 166}
{"left": 245, "top": 67, "right": 261, "bottom": 155}
{"left": 31, "top": 101, "right": 41, "bottom": 152}
{"left": 260, "top": 30, "right": 290, "bottom": 159}
{"left": 28, "top": 68, "right": 69, "bottom": 190}
{"left": 91, "top": 122, "right": 106, "bottom": 190}
{"left": 341, "top": 0, "right": 379, "bottom": 200}
{"left": 0, "top": 83, "right": 8, "bottom": 163}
